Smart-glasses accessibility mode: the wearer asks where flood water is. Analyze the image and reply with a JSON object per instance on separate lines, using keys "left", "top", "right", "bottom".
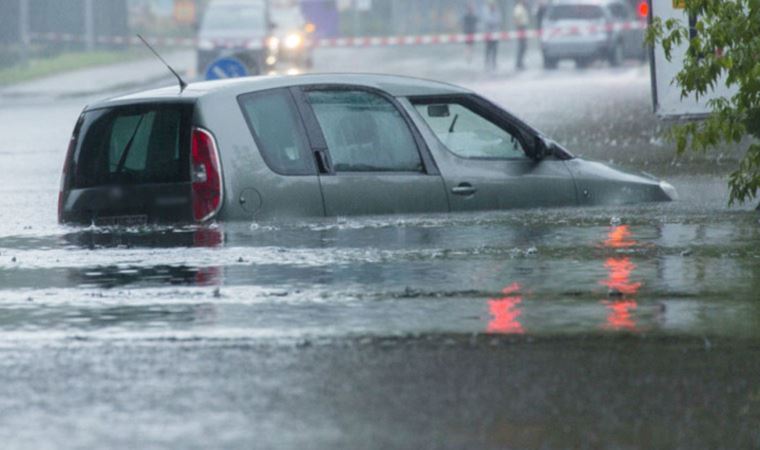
{"left": 1, "top": 184, "right": 758, "bottom": 343}
{"left": 1, "top": 64, "right": 759, "bottom": 449}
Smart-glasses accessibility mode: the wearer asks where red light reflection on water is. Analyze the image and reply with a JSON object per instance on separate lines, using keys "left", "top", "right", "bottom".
{"left": 487, "top": 282, "right": 525, "bottom": 334}
{"left": 194, "top": 228, "right": 223, "bottom": 286}
{"left": 600, "top": 226, "right": 641, "bottom": 331}
{"left": 604, "top": 225, "right": 636, "bottom": 248}
{"left": 602, "top": 299, "right": 638, "bottom": 331}
{"left": 600, "top": 257, "right": 642, "bottom": 295}
{"left": 193, "top": 227, "right": 224, "bottom": 248}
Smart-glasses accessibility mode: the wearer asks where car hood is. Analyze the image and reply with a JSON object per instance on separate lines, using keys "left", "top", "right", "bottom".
{"left": 564, "top": 158, "right": 677, "bottom": 205}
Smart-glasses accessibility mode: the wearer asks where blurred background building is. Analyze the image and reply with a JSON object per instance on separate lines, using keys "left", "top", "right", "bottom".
{"left": 0, "top": 0, "right": 644, "bottom": 70}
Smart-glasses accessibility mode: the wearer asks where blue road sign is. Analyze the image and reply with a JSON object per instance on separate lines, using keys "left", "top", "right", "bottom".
{"left": 205, "top": 57, "right": 248, "bottom": 81}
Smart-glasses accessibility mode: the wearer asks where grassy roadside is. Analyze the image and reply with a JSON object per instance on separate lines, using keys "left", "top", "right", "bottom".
{"left": 0, "top": 49, "right": 149, "bottom": 86}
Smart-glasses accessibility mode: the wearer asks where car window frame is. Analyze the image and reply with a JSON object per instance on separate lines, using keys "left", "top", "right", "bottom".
{"left": 237, "top": 87, "right": 319, "bottom": 177}
{"left": 291, "top": 84, "right": 441, "bottom": 176}
{"left": 409, "top": 94, "right": 540, "bottom": 162}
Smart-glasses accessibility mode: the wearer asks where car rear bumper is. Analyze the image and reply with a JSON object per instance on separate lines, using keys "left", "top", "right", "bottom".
{"left": 60, "top": 183, "right": 195, "bottom": 225}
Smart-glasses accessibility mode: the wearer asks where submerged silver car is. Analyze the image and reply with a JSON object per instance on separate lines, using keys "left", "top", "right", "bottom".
{"left": 58, "top": 74, "right": 676, "bottom": 225}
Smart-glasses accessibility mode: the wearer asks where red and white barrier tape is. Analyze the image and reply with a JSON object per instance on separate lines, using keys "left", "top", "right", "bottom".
{"left": 317, "top": 21, "right": 646, "bottom": 48}
{"left": 30, "top": 21, "right": 646, "bottom": 49}
{"left": 30, "top": 32, "right": 196, "bottom": 47}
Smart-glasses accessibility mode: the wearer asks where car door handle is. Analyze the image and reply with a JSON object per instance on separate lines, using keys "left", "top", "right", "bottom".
{"left": 314, "top": 149, "right": 331, "bottom": 174}
{"left": 451, "top": 183, "right": 477, "bottom": 196}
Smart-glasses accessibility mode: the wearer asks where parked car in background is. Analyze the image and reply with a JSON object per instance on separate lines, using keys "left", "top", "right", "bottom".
{"left": 540, "top": 0, "right": 646, "bottom": 69}
{"left": 58, "top": 74, "right": 677, "bottom": 225}
{"left": 196, "top": 0, "right": 274, "bottom": 77}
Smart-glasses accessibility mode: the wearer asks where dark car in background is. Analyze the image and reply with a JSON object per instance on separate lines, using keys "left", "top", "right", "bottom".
{"left": 541, "top": 0, "right": 647, "bottom": 69}
{"left": 58, "top": 74, "right": 677, "bottom": 225}
{"left": 196, "top": 0, "right": 273, "bottom": 77}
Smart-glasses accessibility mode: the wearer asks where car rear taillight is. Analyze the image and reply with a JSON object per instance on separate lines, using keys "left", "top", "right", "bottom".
{"left": 191, "top": 128, "right": 223, "bottom": 222}
{"left": 57, "top": 134, "right": 77, "bottom": 223}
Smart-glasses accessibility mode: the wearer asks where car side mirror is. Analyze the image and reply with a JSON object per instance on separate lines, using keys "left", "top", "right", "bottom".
{"left": 528, "top": 136, "right": 550, "bottom": 161}
{"left": 534, "top": 136, "right": 574, "bottom": 161}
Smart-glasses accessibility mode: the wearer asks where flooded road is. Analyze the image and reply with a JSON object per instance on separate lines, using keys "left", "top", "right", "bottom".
{"left": 2, "top": 201, "right": 759, "bottom": 342}
{"left": 1, "top": 63, "right": 759, "bottom": 449}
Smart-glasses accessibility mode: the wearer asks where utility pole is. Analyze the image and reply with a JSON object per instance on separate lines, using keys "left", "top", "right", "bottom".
{"left": 84, "top": 0, "right": 95, "bottom": 51}
{"left": 18, "top": 0, "right": 29, "bottom": 67}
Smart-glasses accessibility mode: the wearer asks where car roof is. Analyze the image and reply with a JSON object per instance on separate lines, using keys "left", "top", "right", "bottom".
{"left": 91, "top": 73, "right": 473, "bottom": 109}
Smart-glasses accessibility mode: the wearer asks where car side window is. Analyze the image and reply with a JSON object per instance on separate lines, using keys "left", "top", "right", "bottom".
{"left": 239, "top": 89, "right": 314, "bottom": 175}
{"left": 413, "top": 101, "right": 528, "bottom": 160}
{"left": 305, "top": 90, "right": 424, "bottom": 173}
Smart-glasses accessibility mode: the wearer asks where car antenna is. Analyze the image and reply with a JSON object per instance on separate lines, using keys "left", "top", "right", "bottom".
{"left": 137, "top": 34, "right": 187, "bottom": 93}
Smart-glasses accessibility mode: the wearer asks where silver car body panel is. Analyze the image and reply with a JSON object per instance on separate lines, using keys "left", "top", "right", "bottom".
{"left": 565, "top": 159, "right": 671, "bottom": 205}
{"left": 73, "top": 74, "right": 673, "bottom": 222}
{"left": 319, "top": 173, "right": 449, "bottom": 216}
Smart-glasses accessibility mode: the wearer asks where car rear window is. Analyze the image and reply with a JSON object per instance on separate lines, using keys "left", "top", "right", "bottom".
{"left": 71, "top": 103, "right": 192, "bottom": 189}
{"left": 548, "top": 5, "right": 605, "bottom": 21}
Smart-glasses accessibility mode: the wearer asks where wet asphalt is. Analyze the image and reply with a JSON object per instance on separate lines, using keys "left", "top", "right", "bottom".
{"left": 0, "top": 46, "right": 758, "bottom": 449}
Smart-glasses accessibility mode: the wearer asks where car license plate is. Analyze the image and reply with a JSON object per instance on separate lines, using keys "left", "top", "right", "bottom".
{"left": 94, "top": 215, "right": 148, "bottom": 227}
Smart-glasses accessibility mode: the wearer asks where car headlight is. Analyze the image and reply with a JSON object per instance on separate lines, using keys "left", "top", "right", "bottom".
{"left": 659, "top": 180, "right": 679, "bottom": 201}
{"left": 267, "top": 36, "right": 280, "bottom": 52}
{"left": 284, "top": 33, "right": 303, "bottom": 50}
{"left": 198, "top": 39, "right": 214, "bottom": 51}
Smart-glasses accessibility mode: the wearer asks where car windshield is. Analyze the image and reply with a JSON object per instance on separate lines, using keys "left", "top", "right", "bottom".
{"left": 548, "top": 5, "right": 605, "bottom": 21}
{"left": 412, "top": 99, "right": 527, "bottom": 160}
{"left": 202, "top": 2, "right": 267, "bottom": 32}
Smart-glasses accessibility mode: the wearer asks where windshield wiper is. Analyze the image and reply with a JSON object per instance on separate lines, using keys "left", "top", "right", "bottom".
{"left": 448, "top": 114, "right": 459, "bottom": 133}
{"left": 114, "top": 114, "right": 146, "bottom": 175}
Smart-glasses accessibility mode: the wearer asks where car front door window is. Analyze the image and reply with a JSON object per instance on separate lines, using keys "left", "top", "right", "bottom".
{"left": 413, "top": 102, "right": 528, "bottom": 160}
